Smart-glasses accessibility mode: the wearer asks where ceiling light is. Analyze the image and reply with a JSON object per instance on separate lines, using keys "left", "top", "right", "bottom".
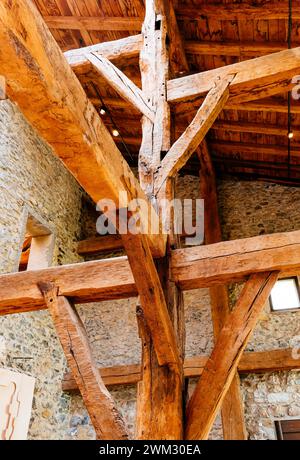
{"left": 288, "top": 131, "right": 294, "bottom": 139}
{"left": 112, "top": 129, "right": 119, "bottom": 137}
{"left": 100, "top": 108, "right": 106, "bottom": 115}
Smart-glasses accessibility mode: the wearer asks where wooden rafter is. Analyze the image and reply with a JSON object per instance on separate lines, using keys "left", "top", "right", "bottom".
{"left": 65, "top": 34, "right": 143, "bottom": 72}
{"left": 42, "top": 3, "right": 300, "bottom": 33}
{"left": 185, "top": 271, "right": 279, "bottom": 440}
{"left": 154, "top": 75, "right": 233, "bottom": 194}
{"left": 176, "top": 3, "right": 300, "bottom": 21}
{"left": 40, "top": 283, "right": 128, "bottom": 440}
{"left": 93, "top": 96, "right": 300, "bottom": 115}
{"left": 210, "top": 141, "right": 300, "bottom": 159}
{"left": 87, "top": 53, "right": 155, "bottom": 122}
{"left": 172, "top": 229, "right": 300, "bottom": 290}
{"left": 44, "top": 15, "right": 143, "bottom": 31}
{"left": 185, "top": 41, "right": 287, "bottom": 57}
{"left": 167, "top": 47, "right": 300, "bottom": 104}
{"left": 62, "top": 347, "right": 300, "bottom": 392}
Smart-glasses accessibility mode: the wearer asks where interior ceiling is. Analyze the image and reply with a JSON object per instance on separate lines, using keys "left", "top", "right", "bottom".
{"left": 32, "top": 0, "right": 300, "bottom": 186}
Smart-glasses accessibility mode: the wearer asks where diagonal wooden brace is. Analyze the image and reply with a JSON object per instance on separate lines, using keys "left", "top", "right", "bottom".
{"left": 38, "top": 282, "right": 128, "bottom": 440}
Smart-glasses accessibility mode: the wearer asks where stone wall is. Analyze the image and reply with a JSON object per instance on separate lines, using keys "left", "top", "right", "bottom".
{"left": 0, "top": 100, "right": 84, "bottom": 439}
{"left": 1, "top": 100, "right": 299, "bottom": 440}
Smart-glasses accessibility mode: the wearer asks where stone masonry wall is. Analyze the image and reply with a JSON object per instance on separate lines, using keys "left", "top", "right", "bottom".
{"left": 1, "top": 99, "right": 299, "bottom": 440}
{"left": 0, "top": 100, "right": 84, "bottom": 439}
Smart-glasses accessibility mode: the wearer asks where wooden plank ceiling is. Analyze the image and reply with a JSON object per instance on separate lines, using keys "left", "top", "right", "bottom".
{"left": 32, "top": 0, "right": 300, "bottom": 185}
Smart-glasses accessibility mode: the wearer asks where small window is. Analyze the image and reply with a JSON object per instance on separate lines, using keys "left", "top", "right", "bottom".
{"left": 269, "top": 277, "right": 300, "bottom": 312}
{"left": 275, "top": 419, "right": 300, "bottom": 440}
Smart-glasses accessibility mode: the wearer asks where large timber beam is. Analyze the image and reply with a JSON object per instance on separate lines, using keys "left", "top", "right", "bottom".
{"left": 167, "top": 47, "right": 300, "bottom": 104}
{"left": 2, "top": 230, "right": 300, "bottom": 315}
{"left": 0, "top": 0, "right": 165, "bottom": 258}
{"left": 62, "top": 347, "right": 300, "bottom": 391}
{"left": 40, "top": 283, "right": 128, "bottom": 440}
{"left": 199, "top": 142, "right": 246, "bottom": 440}
{"left": 44, "top": 15, "right": 143, "bottom": 31}
{"left": 176, "top": 3, "right": 300, "bottom": 21}
{"left": 185, "top": 271, "right": 279, "bottom": 440}
{"left": 135, "top": 0, "right": 184, "bottom": 440}
{"left": 172, "top": 229, "right": 300, "bottom": 290}
{"left": 65, "top": 34, "right": 143, "bottom": 73}
{"left": 185, "top": 41, "right": 287, "bottom": 57}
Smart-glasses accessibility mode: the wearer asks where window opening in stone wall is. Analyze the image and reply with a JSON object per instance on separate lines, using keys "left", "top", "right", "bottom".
{"left": 269, "top": 277, "right": 300, "bottom": 312}
{"left": 18, "top": 212, "right": 54, "bottom": 271}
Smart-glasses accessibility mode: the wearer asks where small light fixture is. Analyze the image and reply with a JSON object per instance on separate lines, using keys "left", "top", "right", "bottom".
{"left": 112, "top": 129, "right": 119, "bottom": 137}
{"left": 288, "top": 131, "right": 294, "bottom": 139}
{"left": 99, "top": 108, "right": 106, "bottom": 115}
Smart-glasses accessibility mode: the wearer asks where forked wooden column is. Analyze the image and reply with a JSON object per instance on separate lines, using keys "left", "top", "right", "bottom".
{"left": 135, "top": 0, "right": 185, "bottom": 439}
{"left": 199, "top": 142, "right": 247, "bottom": 440}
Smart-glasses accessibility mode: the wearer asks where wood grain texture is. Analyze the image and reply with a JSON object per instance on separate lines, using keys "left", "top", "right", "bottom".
{"left": 40, "top": 283, "right": 128, "bottom": 440}
{"left": 44, "top": 15, "right": 143, "bottom": 31}
{"left": 136, "top": 1, "right": 184, "bottom": 440}
{"left": 185, "top": 271, "right": 279, "bottom": 440}
{"left": 172, "top": 230, "right": 300, "bottom": 290}
{"left": 176, "top": 3, "right": 300, "bottom": 21}
{"left": 87, "top": 52, "right": 155, "bottom": 121}
{"left": 65, "top": 34, "right": 143, "bottom": 73}
{"left": 121, "top": 232, "right": 180, "bottom": 369}
{"left": 0, "top": 257, "right": 136, "bottom": 315}
{"left": 167, "top": 47, "right": 300, "bottom": 104}
{"left": 155, "top": 75, "right": 233, "bottom": 194}
{"left": 0, "top": 0, "right": 165, "bottom": 257}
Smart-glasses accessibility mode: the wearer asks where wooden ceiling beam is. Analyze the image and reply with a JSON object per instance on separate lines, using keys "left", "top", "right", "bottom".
{"left": 2, "top": 230, "right": 300, "bottom": 314}
{"left": 0, "top": 257, "right": 136, "bottom": 315}
{"left": 185, "top": 271, "right": 279, "bottom": 440}
{"left": 212, "top": 121, "right": 297, "bottom": 137}
{"left": 44, "top": 15, "right": 143, "bottom": 31}
{"left": 185, "top": 41, "right": 287, "bottom": 57}
{"left": 172, "top": 229, "right": 300, "bottom": 290}
{"left": 62, "top": 347, "right": 300, "bottom": 391}
{"left": 40, "top": 283, "right": 128, "bottom": 440}
{"left": 176, "top": 3, "right": 300, "bottom": 21}
{"left": 94, "top": 96, "right": 300, "bottom": 115}
{"left": 210, "top": 141, "right": 300, "bottom": 159}
{"left": 168, "top": 47, "right": 300, "bottom": 104}
{"left": 0, "top": 0, "right": 165, "bottom": 257}
{"left": 65, "top": 34, "right": 143, "bottom": 73}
